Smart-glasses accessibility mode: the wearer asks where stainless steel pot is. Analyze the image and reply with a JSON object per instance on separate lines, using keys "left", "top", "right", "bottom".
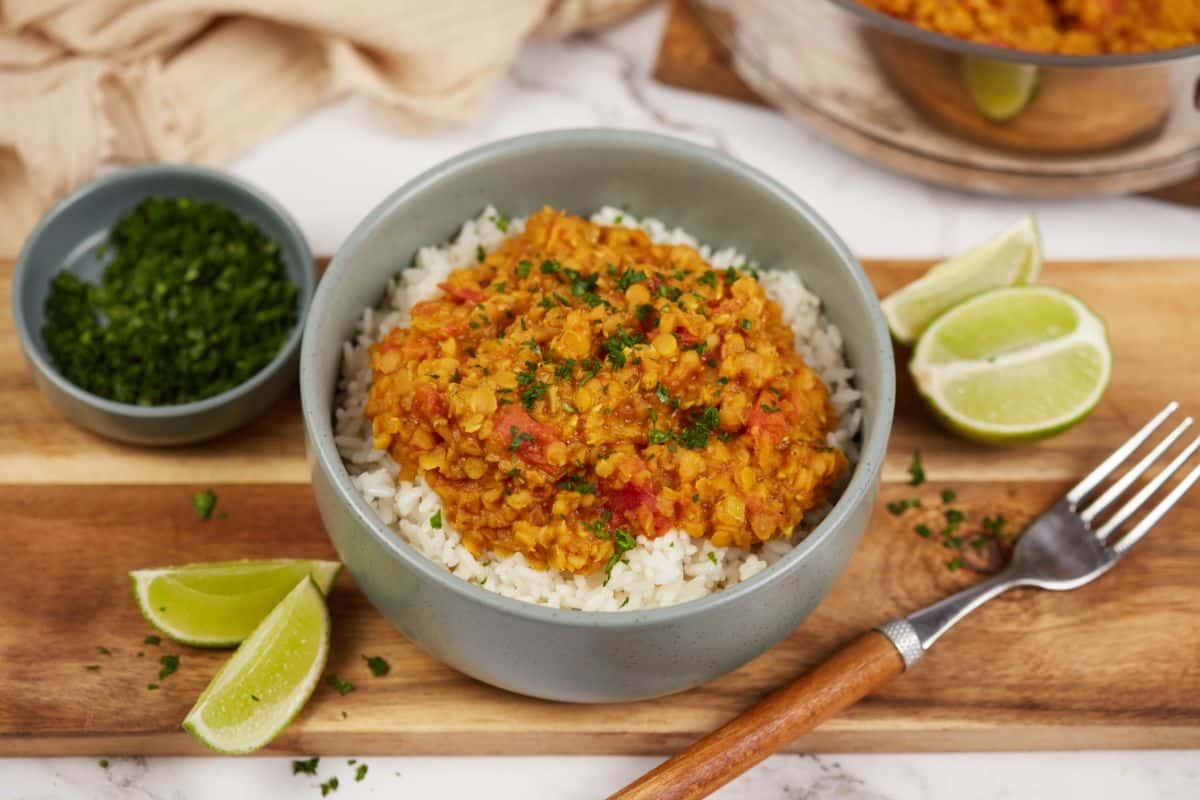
{"left": 692, "top": 0, "right": 1200, "bottom": 196}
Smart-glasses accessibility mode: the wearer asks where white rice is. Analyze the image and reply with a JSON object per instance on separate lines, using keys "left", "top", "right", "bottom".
{"left": 334, "top": 207, "right": 862, "bottom": 611}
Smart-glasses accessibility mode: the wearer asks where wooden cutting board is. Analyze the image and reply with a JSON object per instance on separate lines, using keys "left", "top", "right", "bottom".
{"left": 2, "top": 257, "right": 1198, "bottom": 757}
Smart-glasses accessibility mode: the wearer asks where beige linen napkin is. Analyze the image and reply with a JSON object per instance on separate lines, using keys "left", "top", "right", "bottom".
{"left": 0, "top": 0, "right": 650, "bottom": 258}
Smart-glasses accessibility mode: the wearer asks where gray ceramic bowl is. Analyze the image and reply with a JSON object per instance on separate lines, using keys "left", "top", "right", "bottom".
{"left": 302, "top": 129, "right": 895, "bottom": 702}
{"left": 12, "top": 165, "right": 314, "bottom": 446}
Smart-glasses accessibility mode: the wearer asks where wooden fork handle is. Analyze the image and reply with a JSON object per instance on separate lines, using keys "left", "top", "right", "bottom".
{"left": 608, "top": 631, "right": 906, "bottom": 800}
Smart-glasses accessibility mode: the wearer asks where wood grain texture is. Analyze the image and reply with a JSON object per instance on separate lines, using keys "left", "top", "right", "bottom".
{"left": 611, "top": 632, "right": 904, "bottom": 799}
{"left": 653, "top": 0, "right": 1200, "bottom": 205}
{"left": 2, "top": 258, "right": 1199, "bottom": 756}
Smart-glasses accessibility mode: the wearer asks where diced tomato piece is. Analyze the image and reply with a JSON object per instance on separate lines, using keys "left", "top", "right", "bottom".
{"left": 672, "top": 327, "right": 699, "bottom": 348}
{"left": 746, "top": 404, "right": 789, "bottom": 441}
{"left": 438, "top": 282, "right": 485, "bottom": 305}
{"left": 605, "top": 482, "right": 669, "bottom": 533}
{"left": 414, "top": 384, "right": 447, "bottom": 420}
{"left": 492, "top": 405, "right": 556, "bottom": 465}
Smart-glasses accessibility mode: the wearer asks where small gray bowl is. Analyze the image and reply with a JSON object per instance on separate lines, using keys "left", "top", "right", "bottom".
{"left": 12, "top": 165, "right": 314, "bottom": 446}
{"left": 302, "top": 129, "right": 895, "bottom": 702}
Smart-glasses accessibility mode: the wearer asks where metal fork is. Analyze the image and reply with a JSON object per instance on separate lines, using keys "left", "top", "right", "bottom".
{"left": 613, "top": 402, "right": 1200, "bottom": 800}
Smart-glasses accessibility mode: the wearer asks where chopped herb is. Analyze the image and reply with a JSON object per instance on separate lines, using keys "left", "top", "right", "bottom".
{"left": 561, "top": 400, "right": 577, "bottom": 413}
{"left": 147, "top": 683, "right": 158, "bottom": 690}
{"left": 363, "top": 655, "right": 390, "bottom": 677}
{"left": 326, "top": 673, "right": 355, "bottom": 696}
{"left": 619, "top": 597, "right": 630, "bottom": 609}
{"left": 493, "top": 281, "right": 506, "bottom": 292}
{"left": 557, "top": 475, "right": 597, "bottom": 494}
{"left": 538, "top": 296, "right": 554, "bottom": 310}
{"left": 99, "top": 759, "right": 109, "bottom": 768}
{"left": 723, "top": 266, "right": 739, "bottom": 284}
{"left": 914, "top": 524, "right": 933, "bottom": 538}
{"left": 678, "top": 406, "right": 720, "bottom": 449}
{"left": 578, "top": 358, "right": 603, "bottom": 385}
{"left": 654, "top": 383, "right": 679, "bottom": 410}
{"left": 84, "top": 664, "right": 101, "bottom": 672}
{"left": 602, "top": 327, "right": 642, "bottom": 369}
{"left": 970, "top": 535, "right": 991, "bottom": 550}
{"left": 948, "top": 557, "right": 964, "bottom": 572}
{"left": 508, "top": 426, "right": 535, "bottom": 453}
{"left": 429, "top": 510, "right": 443, "bottom": 529}
{"left": 475, "top": 245, "right": 485, "bottom": 263}
{"left": 656, "top": 283, "right": 683, "bottom": 302}
{"left": 539, "top": 259, "right": 561, "bottom": 275}
{"left": 97, "top": 646, "right": 111, "bottom": 656}
{"left": 982, "top": 514, "right": 1007, "bottom": 536}
{"left": 613, "top": 214, "right": 624, "bottom": 224}
{"left": 504, "top": 467, "right": 522, "bottom": 479}
{"left": 907, "top": 451, "right": 925, "bottom": 486}
{"left": 698, "top": 271, "right": 718, "bottom": 288}
{"left": 945, "top": 509, "right": 965, "bottom": 525}
{"left": 941, "top": 489, "right": 957, "bottom": 503}
{"left": 192, "top": 489, "right": 217, "bottom": 520}
{"left": 157, "top": 654, "right": 179, "bottom": 679}
{"left": 320, "top": 776, "right": 339, "bottom": 796}
{"left": 739, "top": 319, "right": 751, "bottom": 330}
{"left": 519, "top": 379, "right": 548, "bottom": 409}
{"left": 516, "top": 259, "right": 533, "bottom": 278}
{"left": 492, "top": 214, "right": 509, "bottom": 233}
{"left": 603, "top": 529, "right": 637, "bottom": 584}
{"left": 886, "top": 499, "right": 918, "bottom": 516}
{"left": 616, "top": 269, "right": 647, "bottom": 291}
{"left": 355, "top": 764, "right": 368, "bottom": 782}
{"left": 635, "top": 303, "right": 655, "bottom": 324}
{"left": 760, "top": 403, "right": 781, "bottom": 414}
{"left": 707, "top": 552, "right": 719, "bottom": 565}
{"left": 692, "top": 493, "right": 700, "bottom": 502}
{"left": 554, "top": 358, "right": 576, "bottom": 382}
{"left": 42, "top": 197, "right": 299, "bottom": 406}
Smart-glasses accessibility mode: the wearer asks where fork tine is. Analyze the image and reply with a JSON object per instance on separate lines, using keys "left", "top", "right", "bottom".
{"left": 1095, "top": 432, "right": 1200, "bottom": 542}
{"left": 1080, "top": 417, "right": 1193, "bottom": 525}
{"left": 1067, "top": 401, "right": 1179, "bottom": 507}
{"left": 1110, "top": 463, "right": 1200, "bottom": 555}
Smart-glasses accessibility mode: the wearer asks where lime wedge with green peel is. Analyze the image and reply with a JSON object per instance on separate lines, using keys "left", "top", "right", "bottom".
{"left": 131, "top": 560, "right": 341, "bottom": 647}
{"left": 183, "top": 577, "right": 330, "bottom": 754}
{"left": 882, "top": 215, "right": 1042, "bottom": 345}
{"left": 911, "top": 286, "right": 1111, "bottom": 444}
{"left": 963, "top": 56, "right": 1039, "bottom": 122}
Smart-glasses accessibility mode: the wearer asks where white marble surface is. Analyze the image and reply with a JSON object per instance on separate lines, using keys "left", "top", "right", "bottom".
{"left": 7, "top": 5, "right": 1198, "bottom": 798}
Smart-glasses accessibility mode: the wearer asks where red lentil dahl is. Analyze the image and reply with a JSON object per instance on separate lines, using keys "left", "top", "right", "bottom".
{"left": 365, "top": 209, "right": 847, "bottom": 577}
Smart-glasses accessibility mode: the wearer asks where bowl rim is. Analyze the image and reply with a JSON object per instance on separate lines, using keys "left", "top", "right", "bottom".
{"left": 302, "top": 128, "right": 896, "bottom": 630}
{"left": 827, "top": 0, "right": 1200, "bottom": 67}
{"left": 12, "top": 163, "right": 315, "bottom": 420}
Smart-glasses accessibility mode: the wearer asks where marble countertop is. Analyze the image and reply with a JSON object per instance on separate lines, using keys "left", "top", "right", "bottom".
{"left": 7, "top": 5, "right": 1198, "bottom": 799}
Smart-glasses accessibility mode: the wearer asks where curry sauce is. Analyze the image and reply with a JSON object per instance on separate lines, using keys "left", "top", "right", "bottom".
{"left": 365, "top": 209, "right": 846, "bottom": 577}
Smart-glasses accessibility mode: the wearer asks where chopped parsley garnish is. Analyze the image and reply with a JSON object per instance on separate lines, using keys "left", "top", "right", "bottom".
{"left": 635, "top": 303, "right": 655, "bottom": 324}
{"left": 538, "top": 296, "right": 554, "bottom": 310}
{"left": 739, "top": 319, "right": 751, "bottom": 330}
{"left": 508, "top": 426, "right": 535, "bottom": 453}
{"left": 557, "top": 475, "right": 597, "bottom": 494}
{"left": 941, "top": 489, "right": 957, "bottom": 503}
{"left": 476, "top": 245, "right": 486, "bottom": 263}
{"left": 363, "top": 655, "right": 390, "bottom": 677}
{"left": 707, "top": 551, "right": 718, "bottom": 565}
{"left": 539, "top": 259, "right": 561, "bottom": 275}
{"left": 616, "top": 269, "right": 647, "bottom": 291}
{"left": 99, "top": 759, "right": 109, "bottom": 768}
{"left": 886, "top": 498, "right": 919, "bottom": 516}
{"left": 944, "top": 509, "right": 965, "bottom": 526}
{"left": 578, "top": 358, "right": 603, "bottom": 385}
{"left": 654, "top": 383, "right": 679, "bottom": 410}
{"left": 158, "top": 654, "right": 179, "bottom": 679}
{"left": 656, "top": 283, "right": 683, "bottom": 302}
{"left": 355, "top": 764, "right": 368, "bottom": 782}
{"left": 914, "top": 524, "right": 933, "bottom": 538}
{"left": 492, "top": 214, "right": 509, "bottom": 233}
{"left": 698, "top": 270, "right": 718, "bottom": 288}
{"left": 516, "top": 259, "right": 533, "bottom": 278}
{"left": 678, "top": 406, "right": 720, "bottom": 449}
{"left": 648, "top": 408, "right": 673, "bottom": 445}
{"left": 554, "top": 358, "right": 576, "bottom": 382}
{"left": 982, "top": 514, "right": 1006, "bottom": 536}
{"left": 429, "top": 510, "right": 443, "bottom": 529}
{"left": 146, "top": 682, "right": 159, "bottom": 690}
{"left": 603, "top": 528, "right": 637, "bottom": 584}
{"left": 493, "top": 282, "right": 506, "bottom": 292}
{"left": 602, "top": 327, "right": 642, "bottom": 369}
{"left": 620, "top": 597, "right": 630, "bottom": 608}
{"left": 519, "top": 380, "right": 548, "bottom": 409}
{"left": 293, "top": 757, "right": 321, "bottom": 775}
{"left": 84, "top": 664, "right": 101, "bottom": 672}
{"left": 722, "top": 266, "right": 739, "bottom": 284}
{"left": 948, "top": 557, "right": 964, "bottom": 572}
{"left": 326, "top": 673, "right": 356, "bottom": 696}
{"left": 192, "top": 489, "right": 216, "bottom": 520}
{"left": 320, "top": 777, "right": 339, "bottom": 796}
{"left": 760, "top": 403, "right": 781, "bottom": 414}
{"left": 907, "top": 451, "right": 925, "bottom": 486}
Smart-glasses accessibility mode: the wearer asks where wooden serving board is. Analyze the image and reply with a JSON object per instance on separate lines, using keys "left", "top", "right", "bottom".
{"left": 2, "top": 257, "right": 1199, "bottom": 757}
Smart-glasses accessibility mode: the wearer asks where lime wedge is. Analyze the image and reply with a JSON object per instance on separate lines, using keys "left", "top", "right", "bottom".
{"left": 911, "top": 286, "right": 1111, "bottom": 444}
{"left": 882, "top": 215, "right": 1042, "bottom": 345}
{"left": 183, "top": 577, "right": 330, "bottom": 754}
{"left": 963, "top": 56, "right": 1039, "bottom": 122}
{"left": 131, "top": 560, "right": 341, "bottom": 647}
